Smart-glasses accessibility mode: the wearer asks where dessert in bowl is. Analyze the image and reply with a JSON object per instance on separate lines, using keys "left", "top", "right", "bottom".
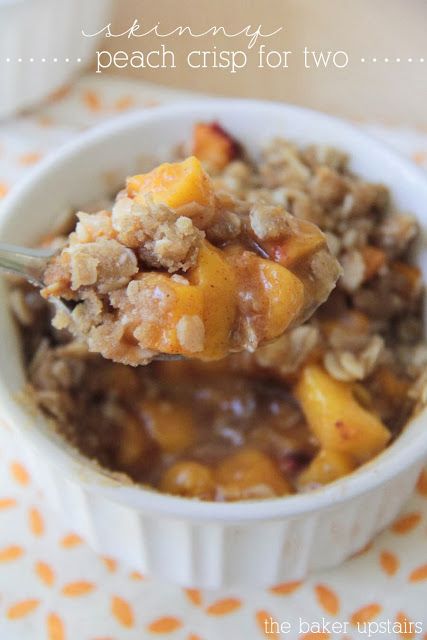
{"left": 0, "top": 100, "right": 427, "bottom": 587}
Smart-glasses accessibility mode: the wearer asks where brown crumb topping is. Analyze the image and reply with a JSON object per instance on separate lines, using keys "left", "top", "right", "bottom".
{"left": 111, "top": 196, "right": 203, "bottom": 271}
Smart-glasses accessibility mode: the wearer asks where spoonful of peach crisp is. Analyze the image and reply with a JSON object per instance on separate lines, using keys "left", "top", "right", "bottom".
{"left": 1, "top": 144, "right": 340, "bottom": 366}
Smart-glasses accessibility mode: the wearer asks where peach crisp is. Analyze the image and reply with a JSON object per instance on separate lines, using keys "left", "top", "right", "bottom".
{"left": 10, "top": 122, "right": 426, "bottom": 501}
{"left": 41, "top": 151, "right": 340, "bottom": 365}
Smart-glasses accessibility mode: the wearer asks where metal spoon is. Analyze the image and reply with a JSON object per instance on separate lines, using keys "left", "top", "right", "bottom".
{"left": 0, "top": 241, "right": 72, "bottom": 318}
{"left": 0, "top": 241, "right": 57, "bottom": 288}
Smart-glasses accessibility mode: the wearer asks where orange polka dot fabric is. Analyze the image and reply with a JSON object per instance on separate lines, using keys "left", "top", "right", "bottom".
{"left": 0, "top": 76, "right": 427, "bottom": 639}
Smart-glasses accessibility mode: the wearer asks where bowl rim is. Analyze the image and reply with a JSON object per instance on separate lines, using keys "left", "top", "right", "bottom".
{"left": 1, "top": 97, "right": 427, "bottom": 522}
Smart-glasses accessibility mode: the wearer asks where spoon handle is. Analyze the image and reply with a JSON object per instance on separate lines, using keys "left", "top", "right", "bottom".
{"left": 0, "top": 242, "right": 54, "bottom": 287}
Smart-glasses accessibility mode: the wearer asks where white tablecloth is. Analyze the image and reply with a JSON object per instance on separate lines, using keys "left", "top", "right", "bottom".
{"left": 0, "top": 74, "right": 426, "bottom": 640}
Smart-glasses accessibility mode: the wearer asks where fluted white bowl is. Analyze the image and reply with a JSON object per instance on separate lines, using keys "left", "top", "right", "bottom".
{"left": 0, "top": 0, "right": 112, "bottom": 118}
{"left": 0, "top": 100, "right": 427, "bottom": 587}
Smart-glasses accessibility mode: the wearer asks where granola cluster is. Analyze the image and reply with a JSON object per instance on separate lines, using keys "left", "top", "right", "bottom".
{"left": 42, "top": 198, "right": 205, "bottom": 365}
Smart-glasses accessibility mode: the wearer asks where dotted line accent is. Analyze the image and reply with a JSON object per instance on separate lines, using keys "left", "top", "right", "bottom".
{"left": 3, "top": 56, "right": 424, "bottom": 64}
{"left": 361, "top": 57, "right": 424, "bottom": 63}
{"left": 3, "top": 58, "right": 83, "bottom": 63}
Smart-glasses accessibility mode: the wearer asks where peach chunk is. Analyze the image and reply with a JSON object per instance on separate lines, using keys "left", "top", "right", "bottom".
{"left": 131, "top": 271, "right": 205, "bottom": 356}
{"left": 117, "top": 415, "right": 152, "bottom": 468}
{"left": 295, "top": 364, "right": 390, "bottom": 462}
{"left": 192, "top": 122, "right": 239, "bottom": 171}
{"left": 187, "top": 240, "right": 237, "bottom": 360}
{"left": 132, "top": 240, "right": 237, "bottom": 360}
{"left": 297, "top": 449, "right": 356, "bottom": 488}
{"left": 140, "top": 400, "right": 196, "bottom": 453}
{"left": 127, "top": 156, "right": 215, "bottom": 227}
{"left": 216, "top": 449, "right": 291, "bottom": 500}
{"left": 224, "top": 246, "right": 305, "bottom": 345}
{"left": 160, "top": 461, "right": 216, "bottom": 499}
{"left": 258, "top": 258, "right": 305, "bottom": 340}
{"left": 259, "top": 219, "right": 326, "bottom": 269}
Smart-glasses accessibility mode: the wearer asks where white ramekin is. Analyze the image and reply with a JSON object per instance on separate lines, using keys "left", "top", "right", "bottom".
{"left": 0, "top": 100, "right": 427, "bottom": 588}
{"left": 0, "top": 0, "right": 112, "bottom": 119}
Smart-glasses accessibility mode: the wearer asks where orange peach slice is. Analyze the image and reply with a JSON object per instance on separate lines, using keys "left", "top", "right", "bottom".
{"left": 127, "top": 156, "right": 215, "bottom": 227}
{"left": 187, "top": 240, "right": 237, "bottom": 360}
{"left": 192, "top": 122, "right": 239, "bottom": 171}
{"left": 295, "top": 364, "right": 390, "bottom": 462}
